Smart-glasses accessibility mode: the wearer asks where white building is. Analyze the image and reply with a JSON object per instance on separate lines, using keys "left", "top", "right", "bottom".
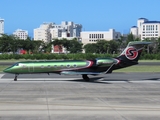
{"left": 13, "top": 29, "right": 28, "bottom": 40}
{"left": 130, "top": 26, "right": 138, "bottom": 37}
{"left": 81, "top": 29, "right": 121, "bottom": 45}
{"left": 34, "top": 23, "right": 53, "bottom": 43}
{"left": 130, "top": 18, "right": 160, "bottom": 40}
{"left": 0, "top": 18, "right": 4, "bottom": 36}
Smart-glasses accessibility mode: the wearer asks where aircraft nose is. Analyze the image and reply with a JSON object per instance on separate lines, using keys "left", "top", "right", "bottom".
{"left": 3, "top": 68, "right": 10, "bottom": 73}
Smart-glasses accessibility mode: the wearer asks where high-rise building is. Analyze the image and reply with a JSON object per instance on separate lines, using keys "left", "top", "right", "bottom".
{"left": 50, "top": 21, "right": 82, "bottom": 39}
{"left": 34, "top": 21, "right": 82, "bottom": 43}
{"left": 0, "top": 18, "right": 4, "bottom": 36}
{"left": 13, "top": 29, "right": 28, "bottom": 40}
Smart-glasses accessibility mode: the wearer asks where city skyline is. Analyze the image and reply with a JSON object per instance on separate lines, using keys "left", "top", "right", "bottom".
{"left": 1, "top": 0, "right": 160, "bottom": 36}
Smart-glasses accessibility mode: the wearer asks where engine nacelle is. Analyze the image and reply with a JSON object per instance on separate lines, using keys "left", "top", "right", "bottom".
{"left": 96, "top": 58, "right": 118, "bottom": 66}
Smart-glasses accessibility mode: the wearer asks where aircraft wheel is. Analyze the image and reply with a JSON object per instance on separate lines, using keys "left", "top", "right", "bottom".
{"left": 82, "top": 74, "right": 90, "bottom": 81}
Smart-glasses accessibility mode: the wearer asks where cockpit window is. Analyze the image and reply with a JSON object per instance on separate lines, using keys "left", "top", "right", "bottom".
{"left": 15, "top": 63, "right": 19, "bottom": 66}
{"left": 7, "top": 63, "right": 19, "bottom": 69}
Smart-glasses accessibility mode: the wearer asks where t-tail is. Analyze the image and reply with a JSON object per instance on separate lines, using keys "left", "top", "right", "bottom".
{"left": 114, "top": 41, "right": 152, "bottom": 70}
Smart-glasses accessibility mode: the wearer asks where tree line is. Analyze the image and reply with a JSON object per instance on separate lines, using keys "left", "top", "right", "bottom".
{"left": 0, "top": 34, "right": 83, "bottom": 54}
{"left": 0, "top": 33, "right": 160, "bottom": 55}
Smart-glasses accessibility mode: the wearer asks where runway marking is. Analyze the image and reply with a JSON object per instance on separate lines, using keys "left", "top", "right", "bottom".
{"left": 1, "top": 73, "right": 160, "bottom": 83}
{"left": 0, "top": 74, "right": 4, "bottom": 79}
{"left": 1, "top": 78, "right": 160, "bottom": 84}
{"left": 0, "top": 101, "right": 160, "bottom": 111}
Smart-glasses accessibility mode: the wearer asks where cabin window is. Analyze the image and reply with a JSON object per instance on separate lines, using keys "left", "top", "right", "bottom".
{"left": 54, "top": 65, "right": 57, "bottom": 68}
{"left": 67, "top": 65, "right": 70, "bottom": 68}
{"left": 48, "top": 65, "right": 50, "bottom": 68}
{"left": 73, "top": 64, "right": 77, "bottom": 67}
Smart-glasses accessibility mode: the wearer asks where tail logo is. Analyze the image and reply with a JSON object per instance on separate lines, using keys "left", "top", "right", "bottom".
{"left": 125, "top": 47, "right": 138, "bottom": 60}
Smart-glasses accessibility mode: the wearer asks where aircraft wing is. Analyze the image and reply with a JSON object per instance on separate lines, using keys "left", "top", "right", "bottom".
{"left": 60, "top": 71, "right": 102, "bottom": 75}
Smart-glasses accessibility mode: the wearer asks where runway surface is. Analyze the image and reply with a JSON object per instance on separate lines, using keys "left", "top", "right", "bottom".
{"left": 0, "top": 72, "right": 160, "bottom": 120}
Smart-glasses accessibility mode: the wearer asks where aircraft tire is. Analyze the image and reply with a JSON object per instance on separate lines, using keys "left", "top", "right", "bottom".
{"left": 82, "top": 74, "right": 90, "bottom": 82}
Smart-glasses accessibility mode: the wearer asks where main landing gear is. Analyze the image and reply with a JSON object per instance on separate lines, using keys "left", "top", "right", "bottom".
{"left": 82, "top": 74, "right": 90, "bottom": 81}
{"left": 14, "top": 74, "right": 19, "bottom": 81}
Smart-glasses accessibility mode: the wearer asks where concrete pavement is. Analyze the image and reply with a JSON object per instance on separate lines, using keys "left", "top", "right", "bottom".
{"left": 0, "top": 73, "right": 160, "bottom": 120}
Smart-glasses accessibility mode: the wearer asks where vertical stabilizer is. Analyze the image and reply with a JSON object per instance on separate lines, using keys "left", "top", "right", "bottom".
{"left": 115, "top": 41, "right": 152, "bottom": 68}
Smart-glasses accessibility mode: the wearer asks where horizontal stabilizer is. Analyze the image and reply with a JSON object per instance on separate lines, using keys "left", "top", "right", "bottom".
{"left": 127, "top": 41, "right": 152, "bottom": 47}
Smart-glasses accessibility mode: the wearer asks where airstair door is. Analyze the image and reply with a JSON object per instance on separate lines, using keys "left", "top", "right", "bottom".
{"left": 28, "top": 63, "right": 34, "bottom": 72}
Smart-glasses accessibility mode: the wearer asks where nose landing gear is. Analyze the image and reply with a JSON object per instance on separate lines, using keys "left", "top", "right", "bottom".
{"left": 14, "top": 74, "right": 19, "bottom": 81}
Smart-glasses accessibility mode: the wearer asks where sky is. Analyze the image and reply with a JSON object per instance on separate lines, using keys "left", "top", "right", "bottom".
{"left": 0, "top": 0, "right": 160, "bottom": 37}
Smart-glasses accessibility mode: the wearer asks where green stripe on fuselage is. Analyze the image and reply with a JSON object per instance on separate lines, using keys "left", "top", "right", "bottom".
{"left": 6, "top": 60, "right": 91, "bottom": 74}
